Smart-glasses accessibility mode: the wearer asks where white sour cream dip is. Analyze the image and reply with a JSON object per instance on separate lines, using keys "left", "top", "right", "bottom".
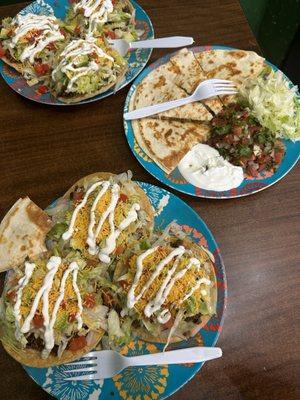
{"left": 178, "top": 143, "right": 244, "bottom": 191}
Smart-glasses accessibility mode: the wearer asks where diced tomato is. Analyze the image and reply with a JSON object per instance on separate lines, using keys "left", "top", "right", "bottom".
{"left": 38, "top": 85, "right": 48, "bottom": 94}
{"left": 33, "top": 313, "right": 44, "bottom": 328}
{"left": 73, "top": 191, "right": 84, "bottom": 202}
{"left": 47, "top": 42, "right": 56, "bottom": 51}
{"left": 102, "top": 290, "right": 114, "bottom": 307}
{"left": 0, "top": 44, "right": 6, "bottom": 58}
{"left": 34, "top": 63, "right": 50, "bottom": 76}
{"left": 211, "top": 117, "right": 226, "bottom": 127}
{"left": 248, "top": 125, "right": 260, "bottom": 134}
{"left": 223, "top": 134, "right": 235, "bottom": 144}
{"left": 239, "top": 111, "right": 249, "bottom": 120}
{"left": 68, "top": 313, "right": 76, "bottom": 323}
{"left": 6, "top": 290, "right": 16, "bottom": 302}
{"left": 118, "top": 280, "right": 129, "bottom": 289}
{"left": 232, "top": 125, "right": 243, "bottom": 136}
{"left": 83, "top": 293, "right": 96, "bottom": 308}
{"left": 59, "top": 27, "right": 67, "bottom": 36}
{"left": 74, "top": 25, "right": 81, "bottom": 35}
{"left": 258, "top": 163, "right": 267, "bottom": 172}
{"left": 115, "top": 245, "right": 124, "bottom": 255}
{"left": 68, "top": 336, "right": 87, "bottom": 351}
{"left": 246, "top": 164, "right": 259, "bottom": 177}
{"left": 163, "top": 317, "right": 174, "bottom": 329}
{"left": 119, "top": 193, "right": 128, "bottom": 202}
{"left": 274, "top": 148, "right": 284, "bottom": 164}
{"left": 61, "top": 300, "right": 66, "bottom": 310}
{"left": 106, "top": 30, "right": 116, "bottom": 39}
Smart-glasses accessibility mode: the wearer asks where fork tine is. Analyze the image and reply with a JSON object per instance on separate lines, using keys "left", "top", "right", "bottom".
{"left": 216, "top": 90, "right": 238, "bottom": 95}
{"left": 65, "top": 366, "right": 97, "bottom": 374}
{"left": 64, "top": 373, "right": 97, "bottom": 381}
{"left": 207, "top": 79, "right": 234, "bottom": 84}
{"left": 65, "top": 359, "right": 97, "bottom": 367}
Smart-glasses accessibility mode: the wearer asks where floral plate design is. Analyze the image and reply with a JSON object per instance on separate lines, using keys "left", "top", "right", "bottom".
{"left": 23, "top": 182, "right": 227, "bottom": 399}
{"left": 123, "top": 45, "right": 300, "bottom": 199}
{"left": 0, "top": 0, "right": 154, "bottom": 105}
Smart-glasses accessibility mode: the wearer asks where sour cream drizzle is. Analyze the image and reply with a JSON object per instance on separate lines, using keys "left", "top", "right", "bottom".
{"left": 179, "top": 277, "right": 211, "bottom": 304}
{"left": 74, "top": 0, "right": 114, "bottom": 34}
{"left": 17, "top": 257, "right": 83, "bottom": 355}
{"left": 43, "top": 261, "right": 81, "bottom": 354}
{"left": 63, "top": 180, "right": 140, "bottom": 264}
{"left": 127, "top": 246, "right": 212, "bottom": 322}
{"left": 127, "top": 246, "right": 185, "bottom": 310}
{"left": 51, "top": 38, "right": 114, "bottom": 93}
{"left": 21, "top": 256, "right": 61, "bottom": 334}
{"left": 13, "top": 262, "right": 36, "bottom": 325}
{"left": 10, "top": 13, "right": 64, "bottom": 63}
{"left": 144, "top": 256, "right": 200, "bottom": 318}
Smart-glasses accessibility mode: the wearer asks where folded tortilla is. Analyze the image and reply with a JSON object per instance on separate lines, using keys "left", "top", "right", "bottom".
{"left": 130, "top": 63, "right": 213, "bottom": 122}
{"left": 0, "top": 197, "right": 52, "bottom": 272}
{"left": 196, "top": 49, "right": 265, "bottom": 104}
{"left": 132, "top": 118, "right": 210, "bottom": 174}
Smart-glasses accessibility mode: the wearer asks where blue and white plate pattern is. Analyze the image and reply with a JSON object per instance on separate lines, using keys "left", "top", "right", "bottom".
{"left": 23, "top": 182, "right": 227, "bottom": 400}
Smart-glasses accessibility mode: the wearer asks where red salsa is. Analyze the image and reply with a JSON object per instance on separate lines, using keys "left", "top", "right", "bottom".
{"left": 209, "top": 103, "right": 285, "bottom": 177}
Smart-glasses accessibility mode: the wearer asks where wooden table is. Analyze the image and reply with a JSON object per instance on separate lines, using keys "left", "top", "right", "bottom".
{"left": 0, "top": 1, "right": 299, "bottom": 399}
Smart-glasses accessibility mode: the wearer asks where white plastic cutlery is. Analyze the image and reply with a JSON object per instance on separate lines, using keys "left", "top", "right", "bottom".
{"left": 108, "top": 36, "right": 194, "bottom": 57}
{"left": 124, "top": 79, "right": 237, "bottom": 120}
{"left": 64, "top": 347, "right": 222, "bottom": 381}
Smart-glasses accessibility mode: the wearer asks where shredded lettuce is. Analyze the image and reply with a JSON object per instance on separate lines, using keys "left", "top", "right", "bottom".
{"left": 240, "top": 69, "right": 300, "bottom": 141}
{"left": 82, "top": 305, "right": 109, "bottom": 331}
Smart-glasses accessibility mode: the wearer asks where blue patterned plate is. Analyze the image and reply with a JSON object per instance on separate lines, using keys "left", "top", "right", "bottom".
{"left": 0, "top": 0, "right": 154, "bottom": 105}
{"left": 124, "top": 45, "right": 300, "bottom": 199}
{"left": 23, "top": 182, "right": 227, "bottom": 400}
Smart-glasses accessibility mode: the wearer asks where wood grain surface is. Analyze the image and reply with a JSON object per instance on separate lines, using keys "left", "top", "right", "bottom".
{"left": 0, "top": 1, "right": 299, "bottom": 399}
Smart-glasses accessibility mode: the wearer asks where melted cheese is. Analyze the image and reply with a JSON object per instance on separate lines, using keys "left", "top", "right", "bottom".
{"left": 63, "top": 180, "right": 140, "bottom": 264}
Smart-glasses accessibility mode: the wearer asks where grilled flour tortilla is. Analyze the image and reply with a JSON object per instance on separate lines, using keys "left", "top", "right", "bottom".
{"left": 50, "top": 37, "right": 127, "bottom": 103}
{"left": 196, "top": 49, "right": 265, "bottom": 104}
{"left": 114, "top": 223, "right": 217, "bottom": 346}
{"left": 46, "top": 172, "right": 154, "bottom": 265}
{"left": 0, "top": 197, "right": 52, "bottom": 273}
{"left": 0, "top": 253, "right": 106, "bottom": 367}
{"left": 131, "top": 118, "right": 210, "bottom": 174}
{"left": 0, "top": 13, "right": 67, "bottom": 85}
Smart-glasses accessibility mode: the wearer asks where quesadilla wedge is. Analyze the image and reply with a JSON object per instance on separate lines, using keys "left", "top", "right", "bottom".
{"left": 50, "top": 36, "right": 127, "bottom": 103}
{"left": 65, "top": 0, "right": 137, "bottom": 41}
{"left": 196, "top": 49, "right": 265, "bottom": 104}
{"left": 45, "top": 172, "right": 154, "bottom": 266}
{"left": 131, "top": 118, "right": 210, "bottom": 174}
{"left": 0, "top": 252, "right": 107, "bottom": 367}
{"left": 114, "top": 222, "right": 217, "bottom": 347}
{"left": 168, "top": 48, "right": 223, "bottom": 115}
{"left": 129, "top": 62, "right": 214, "bottom": 122}
{"left": 0, "top": 13, "right": 67, "bottom": 85}
{"left": 0, "top": 197, "right": 52, "bottom": 273}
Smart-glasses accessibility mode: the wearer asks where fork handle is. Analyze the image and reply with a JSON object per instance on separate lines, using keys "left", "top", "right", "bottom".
{"left": 124, "top": 95, "right": 194, "bottom": 120}
{"left": 130, "top": 36, "right": 194, "bottom": 49}
{"left": 125, "top": 347, "right": 222, "bottom": 367}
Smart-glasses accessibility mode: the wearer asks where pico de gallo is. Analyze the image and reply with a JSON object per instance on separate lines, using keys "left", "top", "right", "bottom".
{"left": 209, "top": 103, "right": 285, "bottom": 177}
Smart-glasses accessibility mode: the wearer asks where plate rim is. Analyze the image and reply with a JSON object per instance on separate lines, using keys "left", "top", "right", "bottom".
{"left": 123, "top": 44, "right": 300, "bottom": 199}
{"left": 21, "top": 180, "right": 227, "bottom": 400}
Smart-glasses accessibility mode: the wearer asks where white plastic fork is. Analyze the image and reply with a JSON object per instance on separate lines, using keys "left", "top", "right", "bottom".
{"left": 124, "top": 79, "right": 237, "bottom": 120}
{"left": 64, "top": 347, "right": 222, "bottom": 381}
{"left": 108, "top": 36, "right": 194, "bottom": 57}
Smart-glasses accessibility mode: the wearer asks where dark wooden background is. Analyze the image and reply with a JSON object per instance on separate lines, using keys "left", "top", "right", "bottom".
{"left": 0, "top": 1, "right": 299, "bottom": 399}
